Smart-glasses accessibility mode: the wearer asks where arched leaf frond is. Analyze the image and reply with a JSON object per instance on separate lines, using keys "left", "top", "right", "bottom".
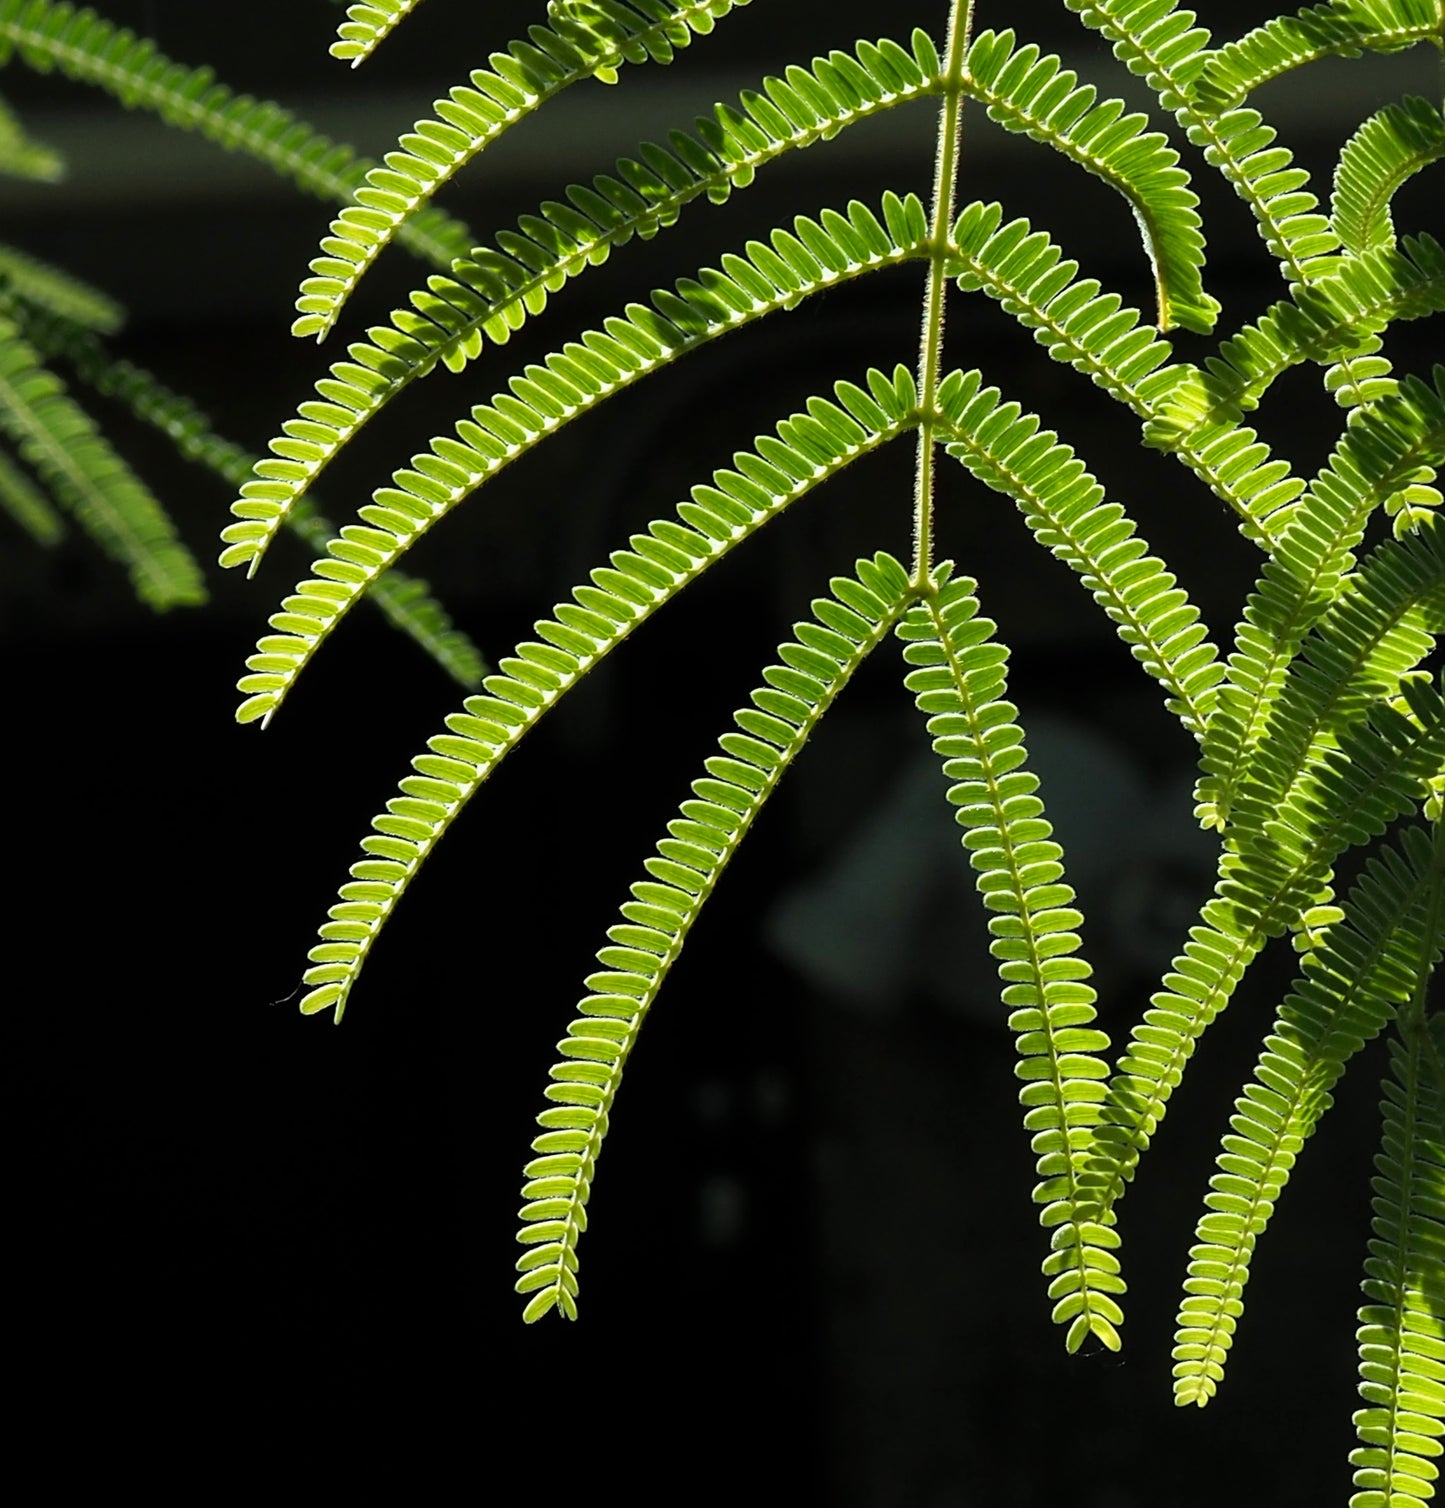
{"left": 1333, "top": 96, "right": 1445, "bottom": 259}
{"left": 1191, "top": 0, "right": 1445, "bottom": 117}
{"left": 1064, "top": 0, "right": 1342, "bottom": 283}
{"left": 947, "top": 205, "right": 1301, "bottom": 546}
{"left": 1173, "top": 825, "right": 1441, "bottom": 1407}
{"left": 1231, "top": 516, "right": 1445, "bottom": 842}
{"left": 517, "top": 552, "right": 914, "bottom": 1322}
{"left": 1352, "top": 1014, "right": 1445, "bottom": 1503}
{"left": 1197, "top": 369, "right": 1445, "bottom": 830}
{"left": 1203, "top": 236, "right": 1445, "bottom": 414}
{"left": 8, "top": 296, "right": 485, "bottom": 688}
{"left": 0, "top": 0, "right": 472, "bottom": 271}
{"left": 296, "top": 0, "right": 777, "bottom": 339}
{"left": 0, "top": 313, "right": 203, "bottom": 608}
{"left": 0, "top": 87, "right": 59, "bottom": 179}
{"left": 292, "top": 33, "right": 936, "bottom": 363}
{"left": 961, "top": 28, "right": 1218, "bottom": 334}
{"left": 0, "top": 241, "right": 123, "bottom": 332}
{"left": 292, "top": 369, "right": 920, "bottom": 1021}
{"left": 1183, "top": 104, "right": 1342, "bottom": 284}
{"left": 223, "top": 190, "right": 930, "bottom": 631}
{"left": 330, "top": 0, "right": 428, "bottom": 67}
{"left": 1085, "top": 674, "right": 1445, "bottom": 1219}
{"left": 0, "top": 439, "right": 59, "bottom": 542}
{"left": 1059, "top": 0, "right": 1212, "bottom": 105}
{"left": 901, "top": 569, "right": 1123, "bottom": 1354}
{"left": 937, "top": 369, "right": 1223, "bottom": 739}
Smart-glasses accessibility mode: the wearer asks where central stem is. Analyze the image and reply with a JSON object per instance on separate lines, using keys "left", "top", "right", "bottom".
{"left": 913, "top": 0, "right": 974, "bottom": 588}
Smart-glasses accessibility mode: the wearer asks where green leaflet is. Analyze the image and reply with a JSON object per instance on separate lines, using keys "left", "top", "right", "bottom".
{"left": 1174, "top": 827, "right": 1443, "bottom": 1406}
{"left": 900, "top": 570, "right": 1122, "bottom": 1354}
{"left": 292, "top": 372, "right": 919, "bottom": 1022}
{"left": 330, "top": 0, "right": 429, "bottom": 66}
{"left": 516, "top": 553, "right": 913, "bottom": 1322}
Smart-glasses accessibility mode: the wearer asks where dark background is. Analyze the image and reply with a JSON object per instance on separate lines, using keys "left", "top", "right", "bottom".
{"left": 5, "top": 1, "right": 1442, "bottom": 1499}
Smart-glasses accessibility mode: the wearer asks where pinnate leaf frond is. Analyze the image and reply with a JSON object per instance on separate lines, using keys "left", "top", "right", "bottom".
{"left": 224, "top": 192, "right": 932, "bottom": 686}
{"left": 0, "top": 242, "right": 123, "bottom": 332}
{"left": 0, "top": 313, "right": 203, "bottom": 608}
{"left": 1191, "top": 0, "right": 1445, "bottom": 116}
{"left": 901, "top": 570, "right": 1123, "bottom": 1354}
{"left": 0, "top": 439, "right": 59, "bottom": 542}
{"left": 292, "top": 370, "right": 921, "bottom": 1022}
{"left": 1352, "top": 1014, "right": 1445, "bottom": 1505}
{"left": 937, "top": 369, "right": 1223, "bottom": 739}
{"left": 1333, "top": 96, "right": 1445, "bottom": 259}
{"left": 0, "top": 0, "right": 472, "bottom": 271}
{"left": 290, "top": 32, "right": 936, "bottom": 394}
{"left": 948, "top": 205, "right": 1302, "bottom": 544}
{"left": 1197, "top": 369, "right": 1445, "bottom": 829}
{"left": 297, "top": 0, "right": 773, "bottom": 340}
{"left": 1173, "top": 826, "right": 1441, "bottom": 1406}
{"left": 10, "top": 296, "right": 485, "bottom": 688}
{"left": 1230, "top": 516, "right": 1445, "bottom": 841}
{"left": 1087, "top": 675, "right": 1445, "bottom": 1218}
{"left": 0, "top": 86, "right": 59, "bottom": 179}
{"left": 517, "top": 552, "right": 914, "bottom": 1321}
{"left": 962, "top": 27, "right": 1218, "bottom": 334}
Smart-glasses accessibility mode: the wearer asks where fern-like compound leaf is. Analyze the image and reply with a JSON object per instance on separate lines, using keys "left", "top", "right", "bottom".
{"left": 0, "top": 0, "right": 472, "bottom": 271}
{"left": 288, "top": 34, "right": 935, "bottom": 420}
{"left": 225, "top": 193, "right": 931, "bottom": 682}
{"left": 937, "top": 369, "right": 1223, "bottom": 739}
{"left": 0, "top": 439, "right": 60, "bottom": 542}
{"left": 292, "top": 370, "right": 920, "bottom": 1021}
{"left": 331, "top": 0, "right": 428, "bottom": 66}
{"left": 1351, "top": 1017, "right": 1445, "bottom": 1505}
{"left": 8, "top": 295, "right": 486, "bottom": 688}
{"left": 948, "top": 205, "right": 1302, "bottom": 544}
{"left": 900, "top": 569, "right": 1123, "bottom": 1354}
{"left": 0, "top": 243, "right": 122, "bottom": 332}
{"left": 1198, "top": 369, "right": 1445, "bottom": 829}
{"left": 296, "top": 0, "right": 762, "bottom": 340}
{"left": 0, "top": 313, "right": 203, "bottom": 608}
{"left": 1087, "top": 675, "right": 1445, "bottom": 1218}
{"left": 1191, "top": 0, "right": 1445, "bottom": 116}
{"left": 1200, "top": 237, "right": 1445, "bottom": 416}
{"left": 962, "top": 28, "right": 1217, "bottom": 334}
{"left": 1333, "top": 98, "right": 1445, "bottom": 259}
{"left": 1231, "top": 517, "right": 1445, "bottom": 842}
{"left": 516, "top": 552, "right": 913, "bottom": 1322}
{"left": 1173, "top": 826, "right": 1442, "bottom": 1406}
{"left": 1068, "top": 0, "right": 1346, "bottom": 283}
